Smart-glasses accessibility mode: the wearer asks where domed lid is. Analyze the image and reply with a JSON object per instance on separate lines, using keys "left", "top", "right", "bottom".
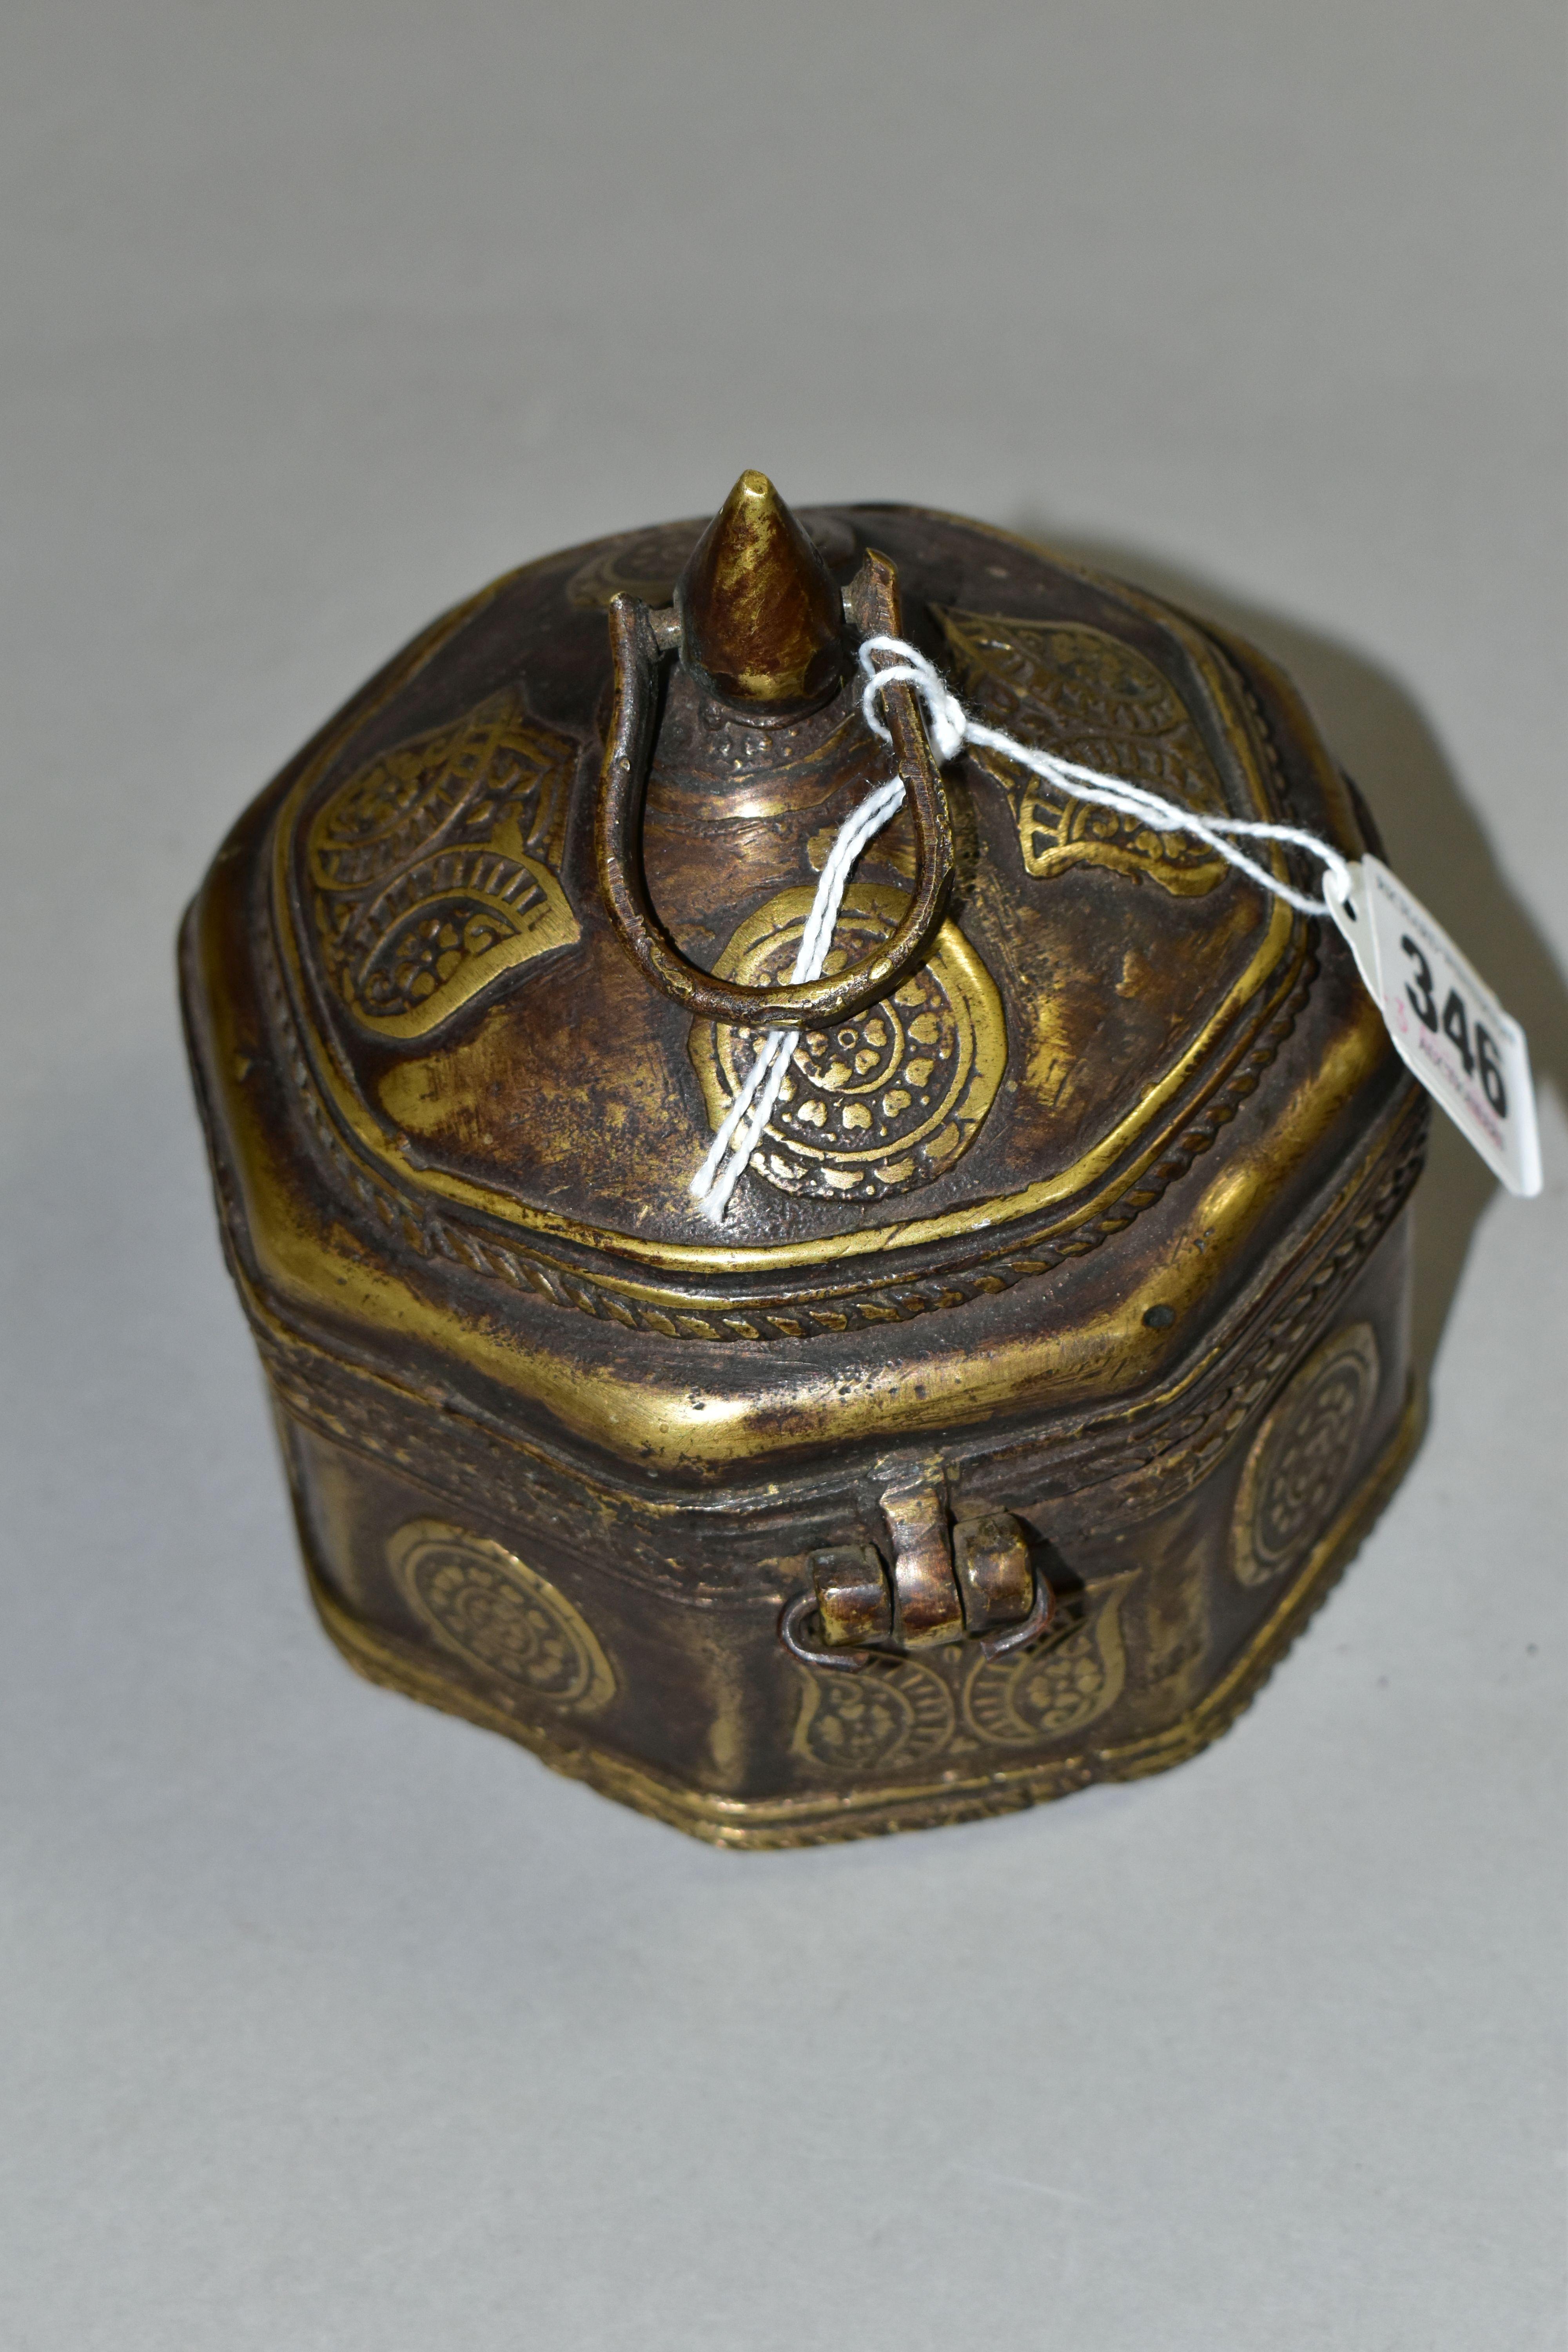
{"left": 262, "top": 474, "right": 1365, "bottom": 1332}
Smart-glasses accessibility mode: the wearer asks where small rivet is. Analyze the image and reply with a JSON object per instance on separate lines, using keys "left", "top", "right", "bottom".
{"left": 1143, "top": 1303, "right": 1176, "bottom": 1330}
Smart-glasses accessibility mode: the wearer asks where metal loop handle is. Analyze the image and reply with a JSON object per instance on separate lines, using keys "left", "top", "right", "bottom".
{"left": 595, "top": 549, "right": 956, "bottom": 1029}
{"left": 777, "top": 1592, "right": 875, "bottom": 1673}
{"left": 978, "top": 1562, "right": 1055, "bottom": 1661}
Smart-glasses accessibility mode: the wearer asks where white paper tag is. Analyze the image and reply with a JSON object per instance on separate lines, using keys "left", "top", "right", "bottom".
{"left": 1324, "top": 855, "right": 1541, "bottom": 1198}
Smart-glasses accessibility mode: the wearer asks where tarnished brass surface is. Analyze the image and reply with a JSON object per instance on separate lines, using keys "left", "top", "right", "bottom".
{"left": 954, "top": 1515, "right": 1035, "bottom": 1635}
{"left": 250, "top": 507, "right": 1311, "bottom": 1276}
{"left": 387, "top": 1519, "right": 616, "bottom": 1713}
{"left": 294, "top": 1379, "right": 1423, "bottom": 1848}
{"left": 687, "top": 882, "right": 1006, "bottom": 1204}
{"left": 675, "top": 470, "right": 847, "bottom": 713}
{"left": 878, "top": 1477, "right": 967, "bottom": 1648}
{"left": 810, "top": 1546, "right": 893, "bottom": 1648}
{"left": 181, "top": 474, "right": 1428, "bottom": 1845}
{"left": 1230, "top": 1322, "right": 1381, "bottom": 1588}
{"left": 307, "top": 689, "right": 579, "bottom": 1037}
{"left": 595, "top": 539, "right": 957, "bottom": 1028}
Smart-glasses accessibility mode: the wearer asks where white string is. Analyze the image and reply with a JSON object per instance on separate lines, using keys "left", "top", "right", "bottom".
{"left": 855, "top": 635, "right": 1354, "bottom": 916}
{"left": 690, "top": 773, "right": 908, "bottom": 1218}
{"left": 690, "top": 634, "right": 1355, "bottom": 1221}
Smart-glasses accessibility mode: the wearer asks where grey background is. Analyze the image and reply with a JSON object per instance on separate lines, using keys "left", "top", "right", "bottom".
{"left": 3, "top": 5, "right": 1564, "bottom": 2346}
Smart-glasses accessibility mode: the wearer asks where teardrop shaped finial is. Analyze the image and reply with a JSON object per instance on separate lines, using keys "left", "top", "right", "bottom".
{"left": 674, "top": 471, "right": 847, "bottom": 713}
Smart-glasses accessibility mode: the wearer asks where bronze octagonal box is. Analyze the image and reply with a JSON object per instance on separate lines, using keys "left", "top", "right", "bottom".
{"left": 181, "top": 475, "right": 1425, "bottom": 1846}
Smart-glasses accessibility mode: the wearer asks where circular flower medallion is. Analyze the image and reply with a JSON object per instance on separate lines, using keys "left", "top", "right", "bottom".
{"left": 1231, "top": 1323, "right": 1381, "bottom": 1588}
{"left": 387, "top": 1520, "right": 615, "bottom": 1712}
{"left": 689, "top": 883, "right": 1006, "bottom": 1203}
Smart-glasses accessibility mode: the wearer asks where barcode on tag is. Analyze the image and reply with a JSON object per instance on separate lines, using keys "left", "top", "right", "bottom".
{"left": 1325, "top": 855, "right": 1541, "bottom": 1198}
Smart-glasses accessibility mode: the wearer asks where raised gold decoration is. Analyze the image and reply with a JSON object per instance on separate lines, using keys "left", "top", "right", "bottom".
{"left": 962, "top": 1579, "right": 1131, "bottom": 1743}
{"left": 934, "top": 608, "right": 1231, "bottom": 895}
{"left": 308, "top": 688, "right": 579, "bottom": 1038}
{"left": 690, "top": 884, "right": 1006, "bottom": 1201}
{"left": 265, "top": 551, "right": 1308, "bottom": 1279}
{"left": 1231, "top": 1323, "right": 1381, "bottom": 1587}
{"left": 387, "top": 1519, "right": 615, "bottom": 1712}
{"left": 791, "top": 1655, "right": 955, "bottom": 1775}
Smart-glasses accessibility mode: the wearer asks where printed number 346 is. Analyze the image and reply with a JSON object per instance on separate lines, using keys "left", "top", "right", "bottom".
{"left": 1401, "top": 936, "right": 1507, "bottom": 1118}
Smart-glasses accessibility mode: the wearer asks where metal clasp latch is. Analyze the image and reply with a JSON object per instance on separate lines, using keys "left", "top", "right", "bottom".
{"left": 779, "top": 1475, "right": 1053, "bottom": 1674}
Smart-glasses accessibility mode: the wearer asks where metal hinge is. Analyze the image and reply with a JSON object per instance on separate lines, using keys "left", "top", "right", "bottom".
{"left": 779, "top": 1471, "right": 1053, "bottom": 1673}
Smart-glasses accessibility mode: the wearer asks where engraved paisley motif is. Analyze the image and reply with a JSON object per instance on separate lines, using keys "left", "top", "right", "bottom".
{"left": 690, "top": 883, "right": 1006, "bottom": 1202}
{"left": 791, "top": 1656, "right": 955, "bottom": 1775}
{"left": 387, "top": 1519, "right": 615, "bottom": 1712}
{"left": 1231, "top": 1323, "right": 1381, "bottom": 1587}
{"left": 963, "top": 1581, "right": 1131, "bottom": 1744}
{"left": 934, "top": 608, "right": 1231, "bottom": 895}
{"left": 792, "top": 1580, "right": 1132, "bottom": 1780}
{"left": 309, "top": 689, "right": 580, "bottom": 1037}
